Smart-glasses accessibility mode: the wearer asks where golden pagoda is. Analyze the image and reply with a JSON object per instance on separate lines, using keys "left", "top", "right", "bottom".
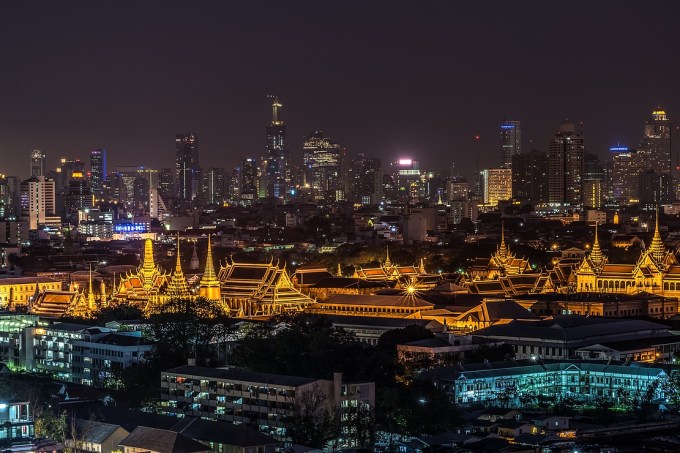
{"left": 166, "top": 234, "right": 191, "bottom": 299}
{"left": 468, "top": 222, "right": 530, "bottom": 280}
{"left": 87, "top": 265, "right": 97, "bottom": 313}
{"left": 116, "top": 238, "right": 169, "bottom": 304}
{"left": 199, "top": 235, "right": 221, "bottom": 301}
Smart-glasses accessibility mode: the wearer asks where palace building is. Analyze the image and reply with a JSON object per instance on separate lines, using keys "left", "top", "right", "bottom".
{"left": 468, "top": 224, "right": 531, "bottom": 280}
{"left": 218, "top": 258, "right": 314, "bottom": 317}
{"left": 352, "top": 247, "right": 441, "bottom": 289}
{"left": 575, "top": 213, "right": 680, "bottom": 297}
{"left": 116, "top": 239, "right": 169, "bottom": 307}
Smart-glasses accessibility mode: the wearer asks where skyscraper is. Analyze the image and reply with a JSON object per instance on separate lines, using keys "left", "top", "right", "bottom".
{"left": 20, "top": 176, "right": 56, "bottom": 230}
{"left": 240, "top": 158, "right": 258, "bottom": 205}
{"left": 500, "top": 120, "right": 521, "bottom": 169}
{"left": 511, "top": 149, "right": 549, "bottom": 203}
{"left": 158, "top": 168, "right": 175, "bottom": 200}
{"left": 89, "top": 148, "right": 106, "bottom": 196}
{"left": 638, "top": 108, "right": 671, "bottom": 176}
{"left": 30, "top": 150, "right": 45, "bottom": 177}
{"left": 303, "top": 131, "right": 343, "bottom": 202}
{"left": 353, "top": 155, "right": 383, "bottom": 205}
{"left": 57, "top": 158, "right": 86, "bottom": 194}
{"left": 582, "top": 152, "right": 604, "bottom": 209}
{"left": 265, "top": 96, "right": 289, "bottom": 199}
{"left": 203, "top": 167, "right": 225, "bottom": 206}
{"left": 548, "top": 120, "right": 585, "bottom": 207}
{"left": 480, "top": 168, "right": 512, "bottom": 205}
{"left": 175, "top": 133, "right": 200, "bottom": 204}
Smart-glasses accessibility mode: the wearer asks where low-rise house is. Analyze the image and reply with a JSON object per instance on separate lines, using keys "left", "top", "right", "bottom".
{"left": 119, "top": 426, "right": 209, "bottom": 453}
{"left": 67, "top": 419, "right": 129, "bottom": 453}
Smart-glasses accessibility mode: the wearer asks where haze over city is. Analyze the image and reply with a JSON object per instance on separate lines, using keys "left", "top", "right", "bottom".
{"left": 2, "top": 1, "right": 680, "bottom": 179}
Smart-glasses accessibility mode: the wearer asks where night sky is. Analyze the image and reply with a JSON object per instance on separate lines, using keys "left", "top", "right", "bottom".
{"left": 2, "top": 1, "right": 680, "bottom": 180}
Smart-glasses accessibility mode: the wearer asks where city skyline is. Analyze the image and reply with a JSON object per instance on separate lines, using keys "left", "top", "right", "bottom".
{"left": 1, "top": 2, "right": 680, "bottom": 179}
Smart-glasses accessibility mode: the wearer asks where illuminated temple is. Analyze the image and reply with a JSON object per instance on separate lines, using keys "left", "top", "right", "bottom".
{"left": 575, "top": 213, "right": 680, "bottom": 296}
{"left": 217, "top": 258, "right": 314, "bottom": 317}
{"left": 468, "top": 224, "right": 531, "bottom": 280}
{"left": 116, "top": 238, "right": 169, "bottom": 307}
{"left": 353, "top": 247, "right": 439, "bottom": 289}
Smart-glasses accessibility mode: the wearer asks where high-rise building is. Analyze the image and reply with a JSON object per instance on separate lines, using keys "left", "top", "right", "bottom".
{"left": 19, "top": 176, "right": 57, "bottom": 230}
{"left": 500, "top": 121, "right": 521, "bottom": 169}
{"left": 548, "top": 120, "right": 585, "bottom": 207}
{"left": 353, "top": 155, "right": 383, "bottom": 205}
{"left": 240, "top": 158, "right": 258, "bottom": 205}
{"left": 57, "top": 159, "right": 86, "bottom": 194}
{"left": 638, "top": 108, "right": 671, "bottom": 177}
{"left": 445, "top": 176, "right": 469, "bottom": 203}
{"left": 303, "top": 131, "right": 343, "bottom": 202}
{"left": 30, "top": 150, "right": 46, "bottom": 177}
{"left": 203, "top": 168, "right": 225, "bottom": 206}
{"left": 265, "top": 97, "right": 289, "bottom": 199}
{"left": 158, "top": 168, "right": 175, "bottom": 200}
{"left": 390, "top": 159, "right": 421, "bottom": 204}
{"left": 480, "top": 168, "right": 512, "bottom": 206}
{"left": 639, "top": 170, "right": 672, "bottom": 210}
{"left": 89, "top": 149, "right": 106, "bottom": 196}
{"left": 63, "top": 173, "right": 93, "bottom": 221}
{"left": 610, "top": 147, "right": 644, "bottom": 205}
{"left": 0, "top": 175, "right": 20, "bottom": 219}
{"left": 175, "top": 133, "right": 200, "bottom": 204}
{"left": 511, "top": 149, "right": 549, "bottom": 203}
{"left": 582, "top": 152, "right": 604, "bottom": 209}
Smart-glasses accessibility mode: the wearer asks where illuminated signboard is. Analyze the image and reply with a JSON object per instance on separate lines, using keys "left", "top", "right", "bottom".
{"left": 114, "top": 223, "right": 147, "bottom": 233}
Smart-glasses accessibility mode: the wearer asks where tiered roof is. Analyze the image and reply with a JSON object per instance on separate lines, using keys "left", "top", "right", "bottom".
{"left": 218, "top": 258, "right": 314, "bottom": 314}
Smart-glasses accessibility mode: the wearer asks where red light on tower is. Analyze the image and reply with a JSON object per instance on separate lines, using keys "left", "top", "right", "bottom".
{"left": 474, "top": 135, "right": 480, "bottom": 140}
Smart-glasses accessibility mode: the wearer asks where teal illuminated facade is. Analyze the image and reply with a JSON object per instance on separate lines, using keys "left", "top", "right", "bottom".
{"left": 432, "top": 360, "right": 668, "bottom": 406}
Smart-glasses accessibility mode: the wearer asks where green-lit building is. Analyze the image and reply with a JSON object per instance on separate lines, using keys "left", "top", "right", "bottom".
{"left": 0, "top": 313, "right": 43, "bottom": 370}
{"left": 429, "top": 360, "right": 669, "bottom": 406}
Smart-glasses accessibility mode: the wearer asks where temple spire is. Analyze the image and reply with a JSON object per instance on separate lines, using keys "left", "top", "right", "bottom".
{"left": 649, "top": 205, "right": 666, "bottom": 261}
{"left": 498, "top": 221, "right": 509, "bottom": 260}
{"left": 337, "top": 262, "right": 343, "bottom": 277}
{"left": 167, "top": 233, "right": 190, "bottom": 298}
{"left": 384, "top": 244, "right": 392, "bottom": 267}
{"left": 589, "top": 222, "right": 604, "bottom": 265}
{"left": 175, "top": 233, "right": 183, "bottom": 273}
{"left": 142, "top": 238, "right": 155, "bottom": 272}
{"left": 419, "top": 257, "right": 426, "bottom": 274}
{"left": 87, "top": 265, "right": 96, "bottom": 311}
{"left": 199, "top": 234, "right": 221, "bottom": 301}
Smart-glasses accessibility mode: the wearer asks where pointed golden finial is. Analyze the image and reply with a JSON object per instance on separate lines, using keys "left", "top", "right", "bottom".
{"left": 384, "top": 244, "right": 392, "bottom": 267}
{"left": 589, "top": 222, "right": 604, "bottom": 265}
{"left": 337, "top": 262, "right": 342, "bottom": 277}
{"left": 87, "top": 264, "right": 96, "bottom": 311}
{"left": 498, "top": 221, "right": 509, "bottom": 260}
{"left": 199, "top": 234, "right": 221, "bottom": 300}
{"left": 175, "top": 233, "right": 183, "bottom": 272}
{"left": 649, "top": 205, "right": 666, "bottom": 260}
